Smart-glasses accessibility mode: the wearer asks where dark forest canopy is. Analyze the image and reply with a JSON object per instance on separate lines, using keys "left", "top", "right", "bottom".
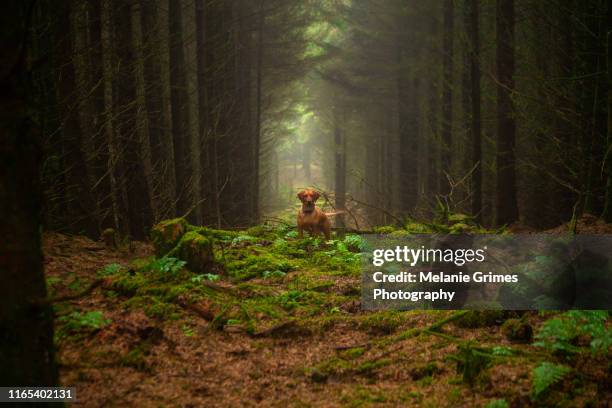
{"left": 24, "top": 0, "right": 611, "bottom": 238}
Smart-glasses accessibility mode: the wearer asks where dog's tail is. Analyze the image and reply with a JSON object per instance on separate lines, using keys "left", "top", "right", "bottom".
{"left": 325, "top": 211, "right": 346, "bottom": 217}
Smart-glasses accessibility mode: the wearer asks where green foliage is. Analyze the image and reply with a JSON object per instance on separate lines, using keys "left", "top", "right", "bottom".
{"left": 531, "top": 362, "right": 571, "bottom": 399}
{"left": 485, "top": 399, "right": 509, "bottom": 408}
{"left": 276, "top": 290, "right": 305, "bottom": 310}
{"left": 145, "top": 256, "right": 187, "bottom": 276}
{"left": 97, "top": 263, "right": 123, "bottom": 277}
{"left": 358, "top": 312, "right": 403, "bottom": 334}
{"left": 181, "top": 324, "right": 195, "bottom": 337}
{"left": 191, "top": 273, "right": 219, "bottom": 283}
{"left": 373, "top": 225, "right": 396, "bottom": 234}
{"left": 262, "top": 270, "right": 287, "bottom": 279}
{"left": 57, "top": 310, "right": 110, "bottom": 339}
{"left": 46, "top": 276, "right": 62, "bottom": 294}
{"left": 231, "top": 234, "right": 257, "bottom": 246}
{"left": 343, "top": 234, "right": 365, "bottom": 252}
{"left": 534, "top": 311, "right": 610, "bottom": 355}
{"left": 490, "top": 346, "right": 514, "bottom": 356}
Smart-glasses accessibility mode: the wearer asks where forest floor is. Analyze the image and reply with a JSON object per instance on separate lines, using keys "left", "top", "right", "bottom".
{"left": 44, "top": 215, "right": 611, "bottom": 408}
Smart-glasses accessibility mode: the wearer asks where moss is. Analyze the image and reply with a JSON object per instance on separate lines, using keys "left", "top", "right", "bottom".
{"left": 188, "top": 226, "right": 238, "bottom": 242}
{"left": 225, "top": 248, "right": 294, "bottom": 281}
{"left": 355, "top": 358, "right": 392, "bottom": 375}
{"left": 404, "top": 222, "right": 435, "bottom": 234}
{"left": 449, "top": 222, "right": 476, "bottom": 233}
{"left": 167, "top": 231, "right": 214, "bottom": 273}
{"left": 389, "top": 229, "right": 411, "bottom": 238}
{"left": 448, "top": 213, "right": 474, "bottom": 225}
{"left": 501, "top": 318, "right": 533, "bottom": 343}
{"left": 340, "top": 347, "right": 366, "bottom": 360}
{"left": 114, "top": 272, "right": 149, "bottom": 295}
{"left": 121, "top": 294, "right": 182, "bottom": 320}
{"left": 358, "top": 311, "right": 403, "bottom": 334}
{"left": 455, "top": 310, "right": 504, "bottom": 328}
{"left": 340, "top": 386, "right": 388, "bottom": 406}
{"left": 150, "top": 218, "right": 188, "bottom": 256}
{"left": 374, "top": 225, "right": 396, "bottom": 234}
{"left": 315, "top": 356, "right": 352, "bottom": 376}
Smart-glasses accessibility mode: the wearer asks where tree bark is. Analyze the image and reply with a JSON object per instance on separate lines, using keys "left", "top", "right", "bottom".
{"left": 131, "top": 0, "right": 159, "bottom": 223}
{"left": 0, "top": 1, "right": 58, "bottom": 388}
{"left": 495, "top": 0, "right": 518, "bottom": 226}
{"left": 440, "top": 0, "right": 454, "bottom": 196}
{"left": 468, "top": 0, "right": 482, "bottom": 223}
{"left": 100, "top": 0, "right": 122, "bottom": 232}
{"left": 169, "top": 0, "right": 192, "bottom": 218}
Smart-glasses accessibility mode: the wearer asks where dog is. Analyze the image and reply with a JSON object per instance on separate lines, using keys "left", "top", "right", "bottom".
{"left": 297, "top": 189, "right": 335, "bottom": 240}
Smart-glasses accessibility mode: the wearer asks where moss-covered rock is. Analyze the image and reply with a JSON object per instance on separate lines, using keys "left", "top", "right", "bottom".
{"left": 501, "top": 318, "right": 533, "bottom": 343}
{"left": 150, "top": 218, "right": 188, "bottom": 256}
{"left": 168, "top": 231, "right": 214, "bottom": 273}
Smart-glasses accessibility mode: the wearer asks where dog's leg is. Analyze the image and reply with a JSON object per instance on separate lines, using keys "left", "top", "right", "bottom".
{"left": 323, "top": 227, "right": 331, "bottom": 240}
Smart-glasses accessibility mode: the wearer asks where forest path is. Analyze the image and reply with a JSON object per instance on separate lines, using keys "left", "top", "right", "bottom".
{"left": 44, "top": 231, "right": 606, "bottom": 407}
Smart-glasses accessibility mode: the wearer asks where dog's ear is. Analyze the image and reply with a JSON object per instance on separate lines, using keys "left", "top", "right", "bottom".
{"left": 312, "top": 191, "right": 320, "bottom": 201}
{"left": 297, "top": 190, "right": 305, "bottom": 201}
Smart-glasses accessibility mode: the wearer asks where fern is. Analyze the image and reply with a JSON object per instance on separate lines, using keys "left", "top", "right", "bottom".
{"left": 146, "top": 256, "right": 186, "bottom": 276}
{"left": 534, "top": 311, "right": 610, "bottom": 355}
{"left": 531, "top": 362, "right": 571, "bottom": 398}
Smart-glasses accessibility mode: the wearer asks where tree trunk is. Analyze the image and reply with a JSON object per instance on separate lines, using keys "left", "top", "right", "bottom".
{"left": 0, "top": 1, "right": 58, "bottom": 387}
{"left": 169, "top": 0, "right": 192, "bottom": 218}
{"left": 334, "top": 108, "right": 346, "bottom": 231}
{"left": 56, "top": 0, "right": 96, "bottom": 236}
{"left": 131, "top": 0, "right": 159, "bottom": 223}
{"left": 495, "top": 0, "right": 518, "bottom": 226}
{"left": 254, "top": 0, "right": 265, "bottom": 223}
{"left": 182, "top": 0, "right": 202, "bottom": 225}
{"left": 101, "top": 0, "right": 122, "bottom": 232}
{"left": 144, "top": 0, "right": 177, "bottom": 218}
{"left": 440, "top": 0, "right": 454, "bottom": 196}
{"left": 468, "top": 0, "right": 482, "bottom": 223}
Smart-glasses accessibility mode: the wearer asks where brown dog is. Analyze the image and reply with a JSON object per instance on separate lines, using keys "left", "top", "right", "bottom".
{"left": 297, "top": 189, "right": 332, "bottom": 240}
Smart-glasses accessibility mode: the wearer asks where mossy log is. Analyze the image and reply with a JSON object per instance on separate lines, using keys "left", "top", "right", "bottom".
{"left": 150, "top": 218, "right": 188, "bottom": 256}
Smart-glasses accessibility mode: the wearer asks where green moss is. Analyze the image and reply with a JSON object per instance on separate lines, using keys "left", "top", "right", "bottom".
{"left": 358, "top": 311, "right": 403, "bottom": 334}
{"left": 448, "top": 213, "right": 474, "bottom": 225}
{"left": 150, "top": 218, "right": 188, "bottom": 256}
{"left": 340, "top": 347, "right": 366, "bottom": 360}
{"left": 225, "top": 248, "right": 294, "bottom": 281}
{"left": 355, "top": 358, "right": 391, "bottom": 375}
{"left": 188, "top": 226, "right": 238, "bottom": 242}
{"left": 340, "top": 386, "right": 388, "bottom": 406}
{"left": 455, "top": 310, "right": 504, "bottom": 328}
{"left": 124, "top": 296, "right": 181, "bottom": 320}
{"left": 315, "top": 357, "right": 352, "bottom": 376}
{"left": 449, "top": 222, "right": 476, "bottom": 233}
{"left": 404, "top": 222, "right": 436, "bottom": 234}
{"left": 373, "top": 225, "right": 397, "bottom": 234}
{"left": 168, "top": 231, "right": 214, "bottom": 273}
